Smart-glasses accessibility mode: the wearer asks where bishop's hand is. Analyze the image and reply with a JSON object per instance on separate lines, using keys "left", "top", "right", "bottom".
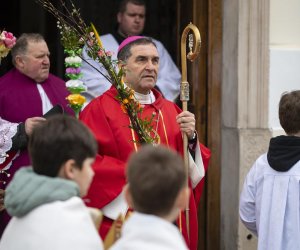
{"left": 176, "top": 111, "right": 196, "bottom": 140}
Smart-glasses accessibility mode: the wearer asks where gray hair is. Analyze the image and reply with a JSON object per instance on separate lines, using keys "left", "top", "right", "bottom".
{"left": 11, "top": 33, "right": 45, "bottom": 66}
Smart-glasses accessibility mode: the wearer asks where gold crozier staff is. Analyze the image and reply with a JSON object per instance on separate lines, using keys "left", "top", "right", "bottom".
{"left": 180, "top": 22, "right": 201, "bottom": 241}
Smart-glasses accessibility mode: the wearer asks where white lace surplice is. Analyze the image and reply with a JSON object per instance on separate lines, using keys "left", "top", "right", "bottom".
{"left": 0, "top": 117, "right": 18, "bottom": 164}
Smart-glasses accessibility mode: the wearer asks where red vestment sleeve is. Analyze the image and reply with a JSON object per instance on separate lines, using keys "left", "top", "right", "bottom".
{"left": 80, "top": 98, "right": 127, "bottom": 209}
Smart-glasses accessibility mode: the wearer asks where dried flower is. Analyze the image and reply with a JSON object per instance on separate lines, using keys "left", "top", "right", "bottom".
{"left": 66, "top": 79, "right": 87, "bottom": 93}
{"left": 0, "top": 30, "right": 16, "bottom": 64}
{"left": 66, "top": 94, "right": 86, "bottom": 118}
{"left": 66, "top": 94, "right": 86, "bottom": 105}
{"left": 64, "top": 49, "right": 86, "bottom": 116}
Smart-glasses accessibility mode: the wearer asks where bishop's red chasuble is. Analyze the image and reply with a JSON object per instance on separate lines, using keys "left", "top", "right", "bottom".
{"left": 80, "top": 87, "right": 210, "bottom": 250}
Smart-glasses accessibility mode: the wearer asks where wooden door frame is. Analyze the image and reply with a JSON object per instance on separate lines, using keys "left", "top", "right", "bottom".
{"left": 205, "top": 0, "right": 222, "bottom": 249}
{"left": 177, "top": 0, "right": 222, "bottom": 249}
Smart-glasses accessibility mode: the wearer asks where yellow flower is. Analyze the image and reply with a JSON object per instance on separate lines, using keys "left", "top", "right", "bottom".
{"left": 122, "top": 98, "right": 129, "bottom": 104}
{"left": 66, "top": 94, "right": 86, "bottom": 105}
{"left": 0, "top": 43, "right": 9, "bottom": 58}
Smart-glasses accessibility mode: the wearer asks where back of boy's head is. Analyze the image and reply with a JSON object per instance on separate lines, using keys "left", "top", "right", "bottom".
{"left": 279, "top": 90, "right": 300, "bottom": 135}
{"left": 126, "top": 145, "right": 186, "bottom": 216}
{"left": 29, "top": 115, "right": 97, "bottom": 177}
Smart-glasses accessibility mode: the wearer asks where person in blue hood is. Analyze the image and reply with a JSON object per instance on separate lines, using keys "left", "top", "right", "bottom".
{"left": 239, "top": 90, "right": 300, "bottom": 250}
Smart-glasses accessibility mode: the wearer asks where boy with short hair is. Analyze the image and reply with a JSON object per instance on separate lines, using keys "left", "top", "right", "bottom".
{"left": 111, "top": 145, "right": 190, "bottom": 250}
{"left": 0, "top": 115, "right": 103, "bottom": 250}
{"left": 239, "top": 90, "right": 300, "bottom": 250}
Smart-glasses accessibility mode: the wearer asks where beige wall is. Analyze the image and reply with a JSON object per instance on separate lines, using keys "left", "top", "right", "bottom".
{"left": 222, "top": 0, "right": 270, "bottom": 249}
{"left": 270, "top": 0, "right": 300, "bottom": 46}
{"left": 269, "top": 0, "right": 300, "bottom": 134}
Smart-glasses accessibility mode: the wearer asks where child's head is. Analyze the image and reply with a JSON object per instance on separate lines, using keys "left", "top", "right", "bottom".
{"left": 125, "top": 145, "right": 189, "bottom": 220}
{"left": 28, "top": 115, "right": 98, "bottom": 196}
{"left": 279, "top": 90, "right": 300, "bottom": 135}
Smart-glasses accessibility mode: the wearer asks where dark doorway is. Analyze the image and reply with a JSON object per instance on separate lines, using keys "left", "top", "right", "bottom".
{"left": 1, "top": 0, "right": 178, "bottom": 78}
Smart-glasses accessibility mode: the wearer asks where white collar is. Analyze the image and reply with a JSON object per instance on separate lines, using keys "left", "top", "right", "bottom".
{"left": 134, "top": 91, "right": 156, "bottom": 105}
{"left": 123, "top": 83, "right": 156, "bottom": 104}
